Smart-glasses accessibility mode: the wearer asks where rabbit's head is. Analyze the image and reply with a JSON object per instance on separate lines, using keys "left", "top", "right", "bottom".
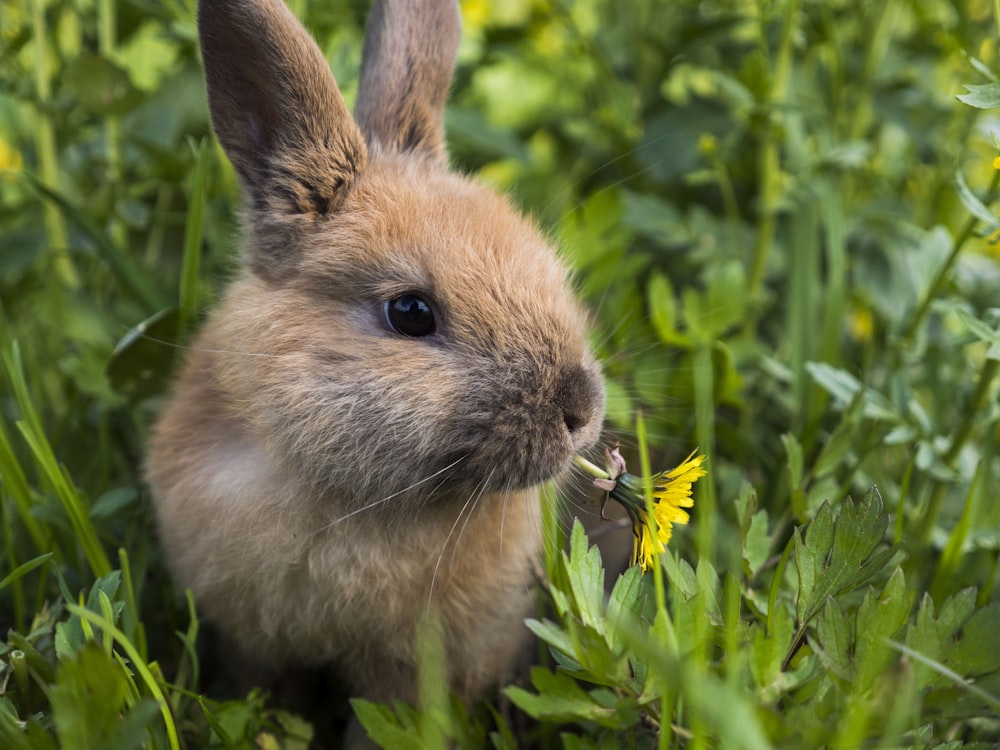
{"left": 197, "top": 0, "right": 604, "bottom": 512}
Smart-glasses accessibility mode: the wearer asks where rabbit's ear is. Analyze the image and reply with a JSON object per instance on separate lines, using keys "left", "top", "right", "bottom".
{"left": 354, "top": 0, "right": 461, "bottom": 164}
{"left": 198, "top": 0, "right": 366, "bottom": 220}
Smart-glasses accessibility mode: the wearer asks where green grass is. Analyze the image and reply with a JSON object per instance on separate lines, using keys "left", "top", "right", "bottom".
{"left": 3, "top": 0, "right": 1000, "bottom": 747}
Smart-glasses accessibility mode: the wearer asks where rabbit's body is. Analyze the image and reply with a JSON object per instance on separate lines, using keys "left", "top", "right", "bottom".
{"left": 148, "top": 0, "right": 604, "bottom": 704}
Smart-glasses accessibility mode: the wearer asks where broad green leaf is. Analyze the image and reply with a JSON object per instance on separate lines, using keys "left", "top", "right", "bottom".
{"left": 350, "top": 699, "right": 422, "bottom": 750}
{"left": 957, "top": 82, "right": 1000, "bottom": 108}
{"left": 946, "top": 603, "right": 1000, "bottom": 677}
{"left": 605, "top": 565, "right": 644, "bottom": 654}
{"left": 525, "top": 618, "right": 577, "bottom": 662}
{"left": 953, "top": 307, "right": 1000, "bottom": 360}
{"left": 854, "top": 568, "right": 911, "bottom": 691}
{"left": 56, "top": 571, "right": 124, "bottom": 658}
{"left": 684, "top": 260, "right": 747, "bottom": 340}
{"left": 795, "top": 491, "right": 895, "bottom": 626}
{"left": 50, "top": 644, "right": 130, "bottom": 748}
{"left": 0, "top": 704, "right": 58, "bottom": 750}
{"left": 954, "top": 170, "right": 1000, "bottom": 229}
{"left": 695, "top": 558, "right": 723, "bottom": 623}
{"left": 743, "top": 510, "right": 771, "bottom": 579}
{"left": 750, "top": 604, "right": 794, "bottom": 701}
{"left": 662, "top": 553, "right": 698, "bottom": 599}
{"left": 505, "top": 669, "right": 636, "bottom": 729}
{"left": 936, "top": 588, "right": 978, "bottom": 638}
{"left": 104, "top": 700, "right": 161, "bottom": 750}
{"left": 564, "top": 521, "right": 605, "bottom": 633}
{"left": 61, "top": 54, "right": 142, "bottom": 115}
{"left": 812, "top": 410, "right": 863, "bottom": 479}
{"left": 813, "top": 596, "right": 853, "bottom": 682}
{"left": 805, "top": 362, "right": 898, "bottom": 422}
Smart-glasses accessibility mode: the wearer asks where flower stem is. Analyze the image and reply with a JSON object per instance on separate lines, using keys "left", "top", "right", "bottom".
{"left": 572, "top": 454, "right": 610, "bottom": 479}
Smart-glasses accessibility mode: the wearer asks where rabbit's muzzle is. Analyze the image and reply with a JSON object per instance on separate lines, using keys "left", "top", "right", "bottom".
{"left": 460, "top": 359, "right": 605, "bottom": 490}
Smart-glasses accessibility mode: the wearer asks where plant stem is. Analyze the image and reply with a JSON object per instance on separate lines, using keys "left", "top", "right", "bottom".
{"left": 693, "top": 343, "right": 717, "bottom": 561}
{"left": 572, "top": 454, "right": 610, "bottom": 480}
{"left": 744, "top": 0, "right": 800, "bottom": 327}
{"left": 98, "top": 0, "right": 125, "bottom": 248}
{"left": 27, "top": 0, "right": 78, "bottom": 289}
{"left": 901, "top": 169, "right": 1000, "bottom": 345}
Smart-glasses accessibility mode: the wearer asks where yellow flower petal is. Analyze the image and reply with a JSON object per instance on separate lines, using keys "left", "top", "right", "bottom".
{"left": 629, "top": 451, "right": 706, "bottom": 571}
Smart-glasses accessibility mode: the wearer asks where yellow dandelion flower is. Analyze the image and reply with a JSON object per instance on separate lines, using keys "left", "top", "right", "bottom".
{"left": 629, "top": 451, "right": 704, "bottom": 570}
{"left": 993, "top": 155, "right": 1000, "bottom": 170}
{"left": 575, "top": 447, "right": 707, "bottom": 572}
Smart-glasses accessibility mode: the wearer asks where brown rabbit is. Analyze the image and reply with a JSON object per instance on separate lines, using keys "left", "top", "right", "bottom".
{"left": 147, "top": 0, "right": 605, "bottom": 706}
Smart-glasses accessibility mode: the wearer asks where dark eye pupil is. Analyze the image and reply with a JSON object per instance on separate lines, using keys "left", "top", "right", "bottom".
{"left": 384, "top": 294, "right": 436, "bottom": 337}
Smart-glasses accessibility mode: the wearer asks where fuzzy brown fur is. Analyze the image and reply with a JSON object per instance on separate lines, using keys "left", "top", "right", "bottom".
{"left": 147, "top": 0, "right": 605, "bottom": 705}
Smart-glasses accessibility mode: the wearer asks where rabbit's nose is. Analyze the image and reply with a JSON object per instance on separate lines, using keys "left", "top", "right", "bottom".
{"left": 555, "top": 364, "right": 603, "bottom": 436}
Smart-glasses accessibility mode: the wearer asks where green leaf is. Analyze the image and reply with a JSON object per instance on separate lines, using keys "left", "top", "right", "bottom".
{"left": 55, "top": 571, "right": 123, "bottom": 658}
{"left": 647, "top": 272, "right": 688, "bottom": 347}
{"left": 50, "top": 644, "right": 131, "bottom": 748}
{"left": 0, "top": 704, "right": 58, "bottom": 750}
{"left": 605, "top": 565, "right": 644, "bottom": 654}
{"left": 106, "top": 307, "right": 180, "bottom": 399}
{"left": 89, "top": 488, "right": 139, "bottom": 520}
{"left": 946, "top": 602, "right": 1000, "bottom": 677}
{"left": 61, "top": 54, "right": 142, "bottom": 115}
{"left": 662, "top": 553, "right": 698, "bottom": 599}
{"left": 956, "top": 82, "right": 1000, "bottom": 109}
{"left": 813, "top": 596, "right": 853, "bottom": 682}
{"left": 695, "top": 558, "right": 723, "bottom": 624}
{"left": 525, "top": 618, "right": 578, "bottom": 663}
{"left": 812, "top": 390, "right": 865, "bottom": 478}
{"left": 953, "top": 307, "right": 1000, "bottom": 360}
{"left": 853, "top": 568, "right": 911, "bottom": 691}
{"left": 505, "top": 669, "right": 637, "bottom": 729}
{"left": 350, "top": 699, "right": 423, "bottom": 750}
{"left": 805, "top": 362, "right": 898, "bottom": 422}
{"left": 563, "top": 521, "right": 605, "bottom": 633}
{"left": 954, "top": 170, "right": 1000, "bottom": 230}
{"left": 0, "top": 553, "right": 53, "bottom": 592}
{"left": 684, "top": 260, "right": 747, "bottom": 341}
{"left": 886, "top": 642, "right": 1000, "bottom": 715}
{"left": 794, "top": 490, "right": 894, "bottom": 626}
{"left": 743, "top": 510, "right": 771, "bottom": 579}
{"left": 104, "top": 701, "right": 162, "bottom": 750}
{"left": 750, "top": 604, "right": 794, "bottom": 701}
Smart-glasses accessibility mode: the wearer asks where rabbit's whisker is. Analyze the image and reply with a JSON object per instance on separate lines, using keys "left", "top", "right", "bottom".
{"left": 428, "top": 472, "right": 492, "bottom": 606}
{"left": 317, "top": 455, "right": 468, "bottom": 532}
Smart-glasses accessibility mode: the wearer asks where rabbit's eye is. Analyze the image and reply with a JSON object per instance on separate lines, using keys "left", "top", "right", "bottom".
{"left": 383, "top": 294, "right": 436, "bottom": 337}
